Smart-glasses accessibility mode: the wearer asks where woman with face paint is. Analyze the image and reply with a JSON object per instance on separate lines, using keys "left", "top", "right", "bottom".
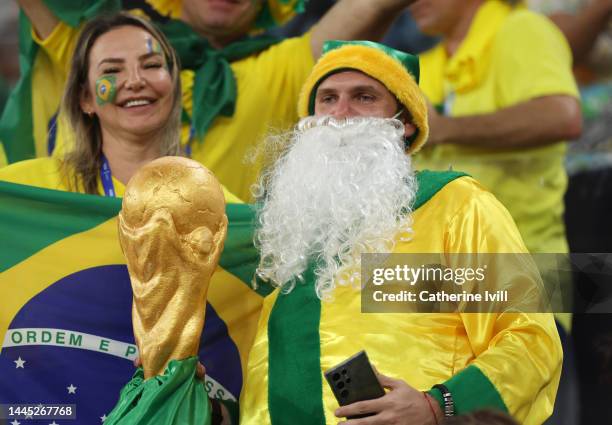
{"left": 0, "top": 12, "right": 237, "bottom": 424}
{"left": 62, "top": 12, "right": 181, "bottom": 196}
{"left": 1, "top": 13, "right": 240, "bottom": 202}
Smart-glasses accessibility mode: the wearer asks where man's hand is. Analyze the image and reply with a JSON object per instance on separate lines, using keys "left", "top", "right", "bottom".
{"left": 334, "top": 370, "right": 441, "bottom": 424}
{"left": 134, "top": 357, "right": 226, "bottom": 424}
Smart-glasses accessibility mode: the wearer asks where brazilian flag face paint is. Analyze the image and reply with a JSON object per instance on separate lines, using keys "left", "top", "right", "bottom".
{"left": 95, "top": 75, "right": 117, "bottom": 106}
{"left": 146, "top": 37, "right": 163, "bottom": 56}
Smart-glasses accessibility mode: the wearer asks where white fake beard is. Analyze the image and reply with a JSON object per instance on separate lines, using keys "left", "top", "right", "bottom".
{"left": 253, "top": 116, "right": 418, "bottom": 300}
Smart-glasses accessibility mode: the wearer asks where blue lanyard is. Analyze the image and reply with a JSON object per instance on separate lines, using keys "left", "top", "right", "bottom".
{"left": 100, "top": 154, "right": 116, "bottom": 197}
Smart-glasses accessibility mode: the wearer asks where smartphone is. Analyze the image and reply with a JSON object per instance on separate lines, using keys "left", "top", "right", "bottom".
{"left": 324, "top": 350, "right": 385, "bottom": 419}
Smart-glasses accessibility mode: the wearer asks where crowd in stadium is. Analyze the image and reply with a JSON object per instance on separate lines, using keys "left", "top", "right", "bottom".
{"left": 0, "top": 0, "right": 610, "bottom": 424}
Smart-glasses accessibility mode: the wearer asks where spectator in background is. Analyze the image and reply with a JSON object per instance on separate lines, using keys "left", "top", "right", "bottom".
{"left": 528, "top": 1, "right": 612, "bottom": 424}
{"left": 3, "top": 0, "right": 418, "bottom": 201}
{"left": 410, "top": 2, "right": 582, "bottom": 423}
{"left": 410, "top": 0, "right": 580, "bottom": 328}
{"left": 411, "top": 0, "right": 581, "bottom": 256}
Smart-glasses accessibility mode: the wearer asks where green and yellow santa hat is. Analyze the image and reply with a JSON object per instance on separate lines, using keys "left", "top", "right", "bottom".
{"left": 297, "top": 40, "right": 429, "bottom": 153}
{"left": 145, "top": 0, "right": 305, "bottom": 30}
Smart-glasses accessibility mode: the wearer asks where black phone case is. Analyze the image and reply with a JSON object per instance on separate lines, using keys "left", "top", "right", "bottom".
{"left": 324, "top": 350, "right": 385, "bottom": 419}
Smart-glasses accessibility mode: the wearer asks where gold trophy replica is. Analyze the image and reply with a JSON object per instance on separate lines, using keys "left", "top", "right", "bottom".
{"left": 106, "top": 156, "right": 227, "bottom": 424}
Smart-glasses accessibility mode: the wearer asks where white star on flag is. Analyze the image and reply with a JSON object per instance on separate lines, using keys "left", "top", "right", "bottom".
{"left": 50, "top": 421, "right": 59, "bottom": 425}
{"left": 101, "top": 413, "right": 108, "bottom": 422}
{"left": 67, "top": 384, "right": 77, "bottom": 394}
{"left": 10, "top": 420, "right": 20, "bottom": 425}
{"left": 14, "top": 357, "right": 25, "bottom": 368}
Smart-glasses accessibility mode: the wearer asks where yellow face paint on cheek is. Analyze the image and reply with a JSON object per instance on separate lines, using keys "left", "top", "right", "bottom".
{"left": 95, "top": 75, "right": 117, "bottom": 106}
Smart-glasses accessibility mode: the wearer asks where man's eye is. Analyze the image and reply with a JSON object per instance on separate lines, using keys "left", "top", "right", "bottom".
{"left": 320, "top": 95, "right": 336, "bottom": 103}
{"left": 357, "top": 94, "right": 375, "bottom": 102}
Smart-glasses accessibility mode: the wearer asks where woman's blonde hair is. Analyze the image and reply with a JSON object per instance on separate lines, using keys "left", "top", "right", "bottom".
{"left": 62, "top": 12, "right": 182, "bottom": 194}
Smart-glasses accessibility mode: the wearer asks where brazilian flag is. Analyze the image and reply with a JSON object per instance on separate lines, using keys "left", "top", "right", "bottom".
{"left": 0, "top": 181, "right": 270, "bottom": 424}
{"left": 96, "top": 76, "right": 117, "bottom": 105}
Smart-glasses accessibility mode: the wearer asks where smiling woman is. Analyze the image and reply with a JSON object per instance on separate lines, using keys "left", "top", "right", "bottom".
{"left": 63, "top": 13, "right": 183, "bottom": 194}
{"left": 0, "top": 13, "right": 183, "bottom": 196}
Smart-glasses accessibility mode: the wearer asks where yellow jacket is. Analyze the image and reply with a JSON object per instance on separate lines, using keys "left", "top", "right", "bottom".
{"left": 240, "top": 174, "right": 561, "bottom": 424}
